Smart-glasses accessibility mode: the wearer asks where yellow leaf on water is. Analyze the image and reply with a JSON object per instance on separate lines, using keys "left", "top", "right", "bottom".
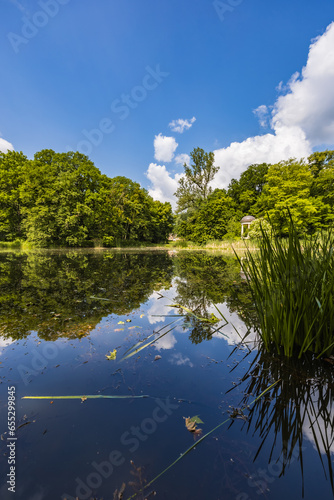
{"left": 106, "top": 349, "right": 117, "bottom": 360}
{"left": 114, "top": 328, "right": 124, "bottom": 332}
{"left": 140, "top": 314, "right": 145, "bottom": 318}
{"left": 118, "top": 321, "right": 125, "bottom": 325}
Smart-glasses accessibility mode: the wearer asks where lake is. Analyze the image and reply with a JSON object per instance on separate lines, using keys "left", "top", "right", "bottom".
{"left": 0, "top": 250, "right": 333, "bottom": 500}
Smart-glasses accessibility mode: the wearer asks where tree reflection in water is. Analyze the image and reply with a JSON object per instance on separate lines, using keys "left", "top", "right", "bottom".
{"left": 0, "top": 250, "right": 174, "bottom": 341}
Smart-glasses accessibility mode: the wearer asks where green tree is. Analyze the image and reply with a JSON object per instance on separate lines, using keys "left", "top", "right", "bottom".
{"left": 0, "top": 150, "right": 28, "bottom": 241}
{"left": 174, "top": 148, "right": 219, "bottom": 213}
{"left": 228, "top": 163, "right": 269, "bottom": 215}
{"left": 181, "top": 189, "right": 240, "bottom": 244}
{"left": 248, "top": 217, "right": 272, "bottom": 240}
{"left": 96, "top": 176, "right": 173, "bottom": 245}
{"left": 308, "top": 150, "right": 334, "bottom": 177}
{"left": 257, "top": 159, "right": 332, "bottom": 234}
{"left": 308, "top": 150, "right": 334, "bottom": 208}
{"left": 20, "top": 150, "right": 102, "bottom": 246}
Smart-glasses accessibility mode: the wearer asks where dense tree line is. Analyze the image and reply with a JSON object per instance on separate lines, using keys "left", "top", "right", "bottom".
{"left": 0, "top": 149, "right": 173, "bottom": 247}
{"left": 175, "top": 148, "right": 334, "bottom": 241}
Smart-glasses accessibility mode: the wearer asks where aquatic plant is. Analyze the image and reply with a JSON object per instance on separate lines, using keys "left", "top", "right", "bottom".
{"left": 236, "top": 217, "right": 334, "bottom": 357}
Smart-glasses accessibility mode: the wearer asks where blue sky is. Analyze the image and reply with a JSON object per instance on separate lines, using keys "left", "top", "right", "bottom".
{"left": 1, "top": 0, "right": 334, "bottom": 207}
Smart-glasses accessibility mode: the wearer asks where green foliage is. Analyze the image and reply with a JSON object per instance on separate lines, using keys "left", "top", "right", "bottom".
{"left": 238, "top": 218, "right": 334, "bottom": 357}
{"left": 228, "top": 163, "right": 269, "bottom": 215}
{"left": 257, "top": 159, "right": 333, "bottom": 234}
{"left": 0, "top": 239, "right": 22, "bottom": 249}
{"left": 177, "top": 190, "right": 240, "bottom": 244}
{"left": 222, "top": 216, "right": 242, "bottom": 240}
{"left": 0, "top": 150, "right": 28, "bottom": 241}
{"left": 247, "top": 217, "right": 272, "bottom": 240}
{"left": 20, "top": 150, "right": 100, "bottom": 247}
{"left": 0, "top": 149, "right": 173, "bottom": 247}
{"left": 174, "top": 147, "right": 219, "bottom": 213}
{"left": 0, "top": 251, "right": 174, "bottom": 340}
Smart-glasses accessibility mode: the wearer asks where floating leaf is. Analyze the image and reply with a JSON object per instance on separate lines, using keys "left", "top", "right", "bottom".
{"left": 140, "top": 314, "right": 145, "bottom": 318}
{"left": 126, "top": 319, "right": 132, "bottom": 323}
{"left": 114, "top": 328, "right": 124, "bottom": 332}
{"left": 128, "top": 326, "right": 142, "bottom": 330}
{"left": 118, "top": 321, "right": 125, "bottom": 325}
{"left": 154, "top": 355, "right": 162, "bottom": 361}
{"left": 188, "top": 415, "right": 204, "bottom": 424}
{"left": 106, "top": 349, "right": 117, "bottom": 360}
{"left": 184, "top": 416, "right": 202, "bottom": 436}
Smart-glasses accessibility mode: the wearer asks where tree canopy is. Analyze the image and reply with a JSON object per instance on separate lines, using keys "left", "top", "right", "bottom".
{"left": 0, "top": 149, "right": 173, "bottom": 247}
{"left": 174, "top": 147, "right": 219, "bottom": 213}
{"left": 174, "top": 149, "right": 334, "bottom": 243}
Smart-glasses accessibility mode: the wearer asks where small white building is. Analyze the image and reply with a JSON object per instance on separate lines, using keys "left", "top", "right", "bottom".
{"left": 240, "top": 215, "right": 255, "bottom": 237}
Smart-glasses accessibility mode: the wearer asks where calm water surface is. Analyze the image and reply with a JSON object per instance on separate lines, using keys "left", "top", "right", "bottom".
{"left": 0, "top": 250, "right": 333, "bottom": 500}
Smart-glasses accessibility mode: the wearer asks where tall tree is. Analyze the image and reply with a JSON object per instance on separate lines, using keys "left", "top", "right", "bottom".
{"left": 257, "top": 159, "right": 332, "bottom": 234}
{"left": 0, "top": 150, "right": 28, "bottom": 241}
{"left": 174, "top": 148, "right": 219, "bottom": 213}
{"left": 177, "top": 189, "right": 240, "bottom": 243}
{"left": 227, "top": 163, "right": 269, "bottom": 215}
{"left": 20, "top": 150, "right": 102, "bottom": 246}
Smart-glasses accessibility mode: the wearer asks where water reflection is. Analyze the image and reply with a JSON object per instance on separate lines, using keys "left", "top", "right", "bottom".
{"left": 0, "top": 250, "right": 251, "bottom": 346}
{"left": 173, "top": 252, "right": 246, "bottom": 344}
{"left": 231, "top": 348, "right": 334, "bottom": 496}
{"left": 0, "top": 251, "right": 173, "bottom": 341}
{"left": 0, "top": 250, "right": 333, "bottom": 499}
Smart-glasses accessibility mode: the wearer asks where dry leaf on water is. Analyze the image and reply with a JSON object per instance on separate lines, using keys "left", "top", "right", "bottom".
{"left": 184, "top": 416, "right": 203, "bottom": 436}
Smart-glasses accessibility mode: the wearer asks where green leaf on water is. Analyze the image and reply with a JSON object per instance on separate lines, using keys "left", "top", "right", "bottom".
{"left": 106, "top": 349, "right": 117, "bottom": 360}
{"left": 189, "top": 415, "right": 204, "bottom": 424}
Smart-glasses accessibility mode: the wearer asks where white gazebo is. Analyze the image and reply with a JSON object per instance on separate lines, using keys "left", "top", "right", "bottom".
{"left": 240, "top": 215, "right": 255, "bottom": 237}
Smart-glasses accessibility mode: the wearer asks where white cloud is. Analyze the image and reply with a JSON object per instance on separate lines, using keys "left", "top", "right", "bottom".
{"left": 154, "top": 331, "right": 177, "bottom": 351}
{"left": 272, "top": 22, "right": 334, "bottom": 146}
{"left": 147, "top": 23, "right": 334, "bottom": 205}
{"left": 212, "top": 125, "right": 311, "bottom": 189}
{"left": 154, "top": 133, "right": 178, "bottom": 162}
{"left": 146, "top": 163, "right": 182, "bottom": 209}
{"left": 253, "top": 104, "right": 270, "bottom": 128}
{"left": 174, "top": 153, "right": 190, "bottom": 166}
{"left": 301, "top": 384, "right": 334, "bottom": 456}
{"left": 0, "top": 337, "right": 14, "bottom": 355}
{"left": 169, "top": 117, "right": 196, "bottom": 134}
{"left": 169, "top": 352, "right": 193, "bottom": 367}
{"left": 212, "top": 22, "right": 334, "bottom": 189}
{"left": 0, "top": 138, "right": 14, "bottom": 153}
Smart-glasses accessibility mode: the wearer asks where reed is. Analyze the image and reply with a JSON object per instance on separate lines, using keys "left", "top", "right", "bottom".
{"left": 236, "top": 218, "right": 334, "bottom": 357}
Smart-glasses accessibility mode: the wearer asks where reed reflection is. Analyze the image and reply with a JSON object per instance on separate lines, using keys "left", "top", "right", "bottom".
{"left": 230, "top": 348, "right": 334, "bottom": 496}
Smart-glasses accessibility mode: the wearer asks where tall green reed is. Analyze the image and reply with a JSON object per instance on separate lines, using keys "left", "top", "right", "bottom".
{"left": 235, "top": 218, "right": 334, "bottom": 357}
